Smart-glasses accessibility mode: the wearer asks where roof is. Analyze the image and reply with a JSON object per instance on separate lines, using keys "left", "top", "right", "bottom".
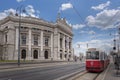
{"left": 0, "top": 15, "right": 73, "bottom": 36}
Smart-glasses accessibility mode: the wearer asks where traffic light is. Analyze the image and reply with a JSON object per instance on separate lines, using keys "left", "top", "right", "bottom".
{"left": 113, "top": 47, "right": 116, "bottom": 50}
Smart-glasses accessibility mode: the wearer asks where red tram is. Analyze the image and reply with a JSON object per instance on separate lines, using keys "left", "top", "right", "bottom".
{"left": 86, "top": 48, "right": 109, "bottom": 72}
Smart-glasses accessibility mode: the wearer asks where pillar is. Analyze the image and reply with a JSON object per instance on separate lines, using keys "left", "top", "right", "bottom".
{"left": 58, "top": 33, "right": 60, "bottom": 59}
{"left": 51, "top": 33, "right": 53, "bottom": 60}
{"left": 28, "top": 28, "right": 32, "bottom": 60}
{"left": 40, "top": 30, "right": 44, "bottom": 59}
{"left": 63, "top": 35, "right": 65, "bottom": 60}
{"left": 15, "top": 27, "right": 19, "bottom": 60}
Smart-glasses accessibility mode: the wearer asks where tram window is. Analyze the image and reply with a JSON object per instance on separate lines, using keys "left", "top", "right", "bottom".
{"left": 86, "top": 51, "right": 99, "bottom": 59}
{"left": 95, "top": 51, "right": 99, "bottom": 59}
{"left": 86, "top": 52, "right": 91, "bottom": 59}
{"left": 100, "top": 52, "right": 105, "bottom": 60}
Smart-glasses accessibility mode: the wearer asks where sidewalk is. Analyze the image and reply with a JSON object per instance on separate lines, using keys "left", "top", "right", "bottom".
{"left": 96, "top": 63, "right": 120, "bottom": 80}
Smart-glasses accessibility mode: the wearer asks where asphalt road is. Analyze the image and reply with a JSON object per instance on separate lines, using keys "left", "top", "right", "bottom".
{"left": 0, "top": 62, "right": 85, "bottom": 80}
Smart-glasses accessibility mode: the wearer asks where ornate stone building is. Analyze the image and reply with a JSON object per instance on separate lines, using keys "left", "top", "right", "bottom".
{"left": 0, "top": 15, "right": 74, "bottom": 61}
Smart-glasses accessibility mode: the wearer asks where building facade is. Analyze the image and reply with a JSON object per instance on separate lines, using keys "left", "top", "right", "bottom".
{"left": 0, "top": 15, "right": 74, "bottom": 61}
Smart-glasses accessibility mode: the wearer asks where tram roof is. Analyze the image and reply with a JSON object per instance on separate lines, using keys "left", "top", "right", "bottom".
{"left": 87, "top": 48, "right": 102, "bottom": 52}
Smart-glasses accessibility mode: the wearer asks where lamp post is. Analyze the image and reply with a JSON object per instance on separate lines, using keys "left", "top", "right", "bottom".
{"left": 16, "top": 5, "right": 26, "bottom": 66}
{"left": 118, "top": 27, "right": 120, "bottom": 54}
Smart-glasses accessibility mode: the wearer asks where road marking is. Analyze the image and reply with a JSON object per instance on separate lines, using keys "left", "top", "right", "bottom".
{"left": 0, "top": 62, "right": 80, "bottom": 72}
{"left": 54, "top": 70, "right": 85, "bottom": 80}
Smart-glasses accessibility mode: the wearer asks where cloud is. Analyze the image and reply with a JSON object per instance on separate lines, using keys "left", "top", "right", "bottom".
{"left": 0, "top": 5, "right": 40, "bottom": 20}
{"left": 0, "top": 8, "right": 16, "bottom": 20}
{"left": 73, "top": 39, "right": 112, "bottom": 56}
{"left": 72, "top": 24, "right": 86, "bottom": 29}
{"left": 25, "top": 5, "right": 40, "bottom": 18}
{"left": 79, "top": 30, "right": 96, "bottom": 35}
{"left": 0, "top": 12, "right": 7, "bottom": 20}
{"left": 91, "top": 1, "right": 110, "bottom": 10}
{"left": 59, "top": 3, "right": 73, "bottom": 11}
{"left": 86, "top": 9, "right": 120, "bottom": 29}
{"left": 89, "top": 30, "right": 96, "bottom": 35}
{"left": 25, "top": 5, "right": 36, "bottom": 17}
{"left": 16, "top": 0, "right": 26, "bottom": 2}
{"left": 79, "top": 30, "right": 87, "bottom": 34}
{"left": 4, "top": 8, "right": 16, "bottom": 14}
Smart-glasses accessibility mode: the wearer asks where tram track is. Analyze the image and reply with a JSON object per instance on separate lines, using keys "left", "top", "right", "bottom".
{"left": 93, "top": 73, "right": 100, "bottom": 80}
{"left": 54, "top": 65, "right": 85, "bottom": 80}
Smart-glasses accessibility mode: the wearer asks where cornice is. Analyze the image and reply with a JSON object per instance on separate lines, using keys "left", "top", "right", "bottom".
{"left": 0, "top": 15, "right": 55, "bottom": 28}
{"left": 56, "top": 23, "right": 73, "bottom": 36}
{"left": 0, "top": 15, "right": 73, "bottom": 36}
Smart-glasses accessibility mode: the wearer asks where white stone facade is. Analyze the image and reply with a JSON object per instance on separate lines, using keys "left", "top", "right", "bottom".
{"left": 0, "top": 15, "right": 74, "bottom": 61}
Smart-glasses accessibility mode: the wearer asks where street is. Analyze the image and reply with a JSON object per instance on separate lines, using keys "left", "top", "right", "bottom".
{"left": 0, "top": 62, "right": 85, "bottom": 80}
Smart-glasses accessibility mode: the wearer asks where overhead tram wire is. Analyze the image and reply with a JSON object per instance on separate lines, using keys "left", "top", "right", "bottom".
{"left": 67, "top": 0, "right": 86, "bottom": 25}
{"left": 107, "top": 10, "right": 120, "bottom": 43}
{"left": 67, "top": 0, "right": 94, "bottom": 48}
{"left": 67, "top": 0, "right": 120, "bottom": 28}
{"left": 67, "top": 0, "right": 94, "bottom": 41}
{"left": 67, "top": 0, "right": 120, "bottom": 50}
{"left": 104, "top": 11, "right": 120, "bottom": 27}
{"left": 67, "top": 0, "right": 93, "bottom": 34}
{"left": 68, "top": 0, "right": 120, "bottom": 28}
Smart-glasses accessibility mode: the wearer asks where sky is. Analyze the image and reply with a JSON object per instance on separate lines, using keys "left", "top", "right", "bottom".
{"left": 0, "top": 0, "right": 120, "bottom": 56}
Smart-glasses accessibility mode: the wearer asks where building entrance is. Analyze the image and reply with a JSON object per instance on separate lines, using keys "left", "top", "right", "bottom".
{"left": 33, "top": 50, "right": 38, "bottom": 59}
{"left": 21, "top": 49, "right": 26, "bottom": 59}
{"left": 44, "top": 51, "right": 48, "bottom": 59}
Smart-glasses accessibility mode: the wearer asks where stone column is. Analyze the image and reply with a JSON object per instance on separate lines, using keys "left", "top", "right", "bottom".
{"left": 67, "top": 37, "right": 70, "bottom": 60}
{"left": 28, "top": 28, "right": 32, "bottom": 60}
{"left": 53, "top": 28, "right": 59, "bottom": 60}
{"left": 62, "top": 35, "right": 65, "bottom": 60}
{"left": 51, "top": 33, "right": 53, "bottom": 60}
{"left": 70, "top": 38, "right": 73, "bottom": 60}
{"left": 58, "top": 33, "right": 60, "bottom": 59}
{"left": 71, "top": 39, "right": 74, "bottom": 61}
{"left": 40, "top": 30, "right": 44, "bottom": 59}
{"left": 15, "top": 27, "right": 19, "bottom": 60}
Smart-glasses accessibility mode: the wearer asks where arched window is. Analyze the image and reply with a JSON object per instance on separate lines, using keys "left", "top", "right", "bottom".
{"left": 33, "top": 50, "right": 38, "bottom": 59}
{"left": 21, "top": 49, "right": 26, "bottom": 59}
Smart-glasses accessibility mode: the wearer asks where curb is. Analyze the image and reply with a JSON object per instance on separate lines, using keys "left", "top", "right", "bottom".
{"left": 95, "top": 63, "right": 111, "bottom": 80}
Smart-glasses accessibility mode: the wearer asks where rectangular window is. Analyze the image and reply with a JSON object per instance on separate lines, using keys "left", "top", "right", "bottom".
{"left": 65, "top": 40, "right": 67, "bottom": 48}
{"left": 21, "top": 34, "right": 26, "bottom": 45}
{"left": 5, "top": 34, "right": 7, "bottom": 43}
{"left": 45, "top": 37, "right": 49, "bottom": 46}
{"left": 34, "top": 35, "right": 38, "bottom": 45}
{"left": 69, "top": 42, "right": 71, "bottom": 49}
{"left": 60, "top": 38, "right": 62, "bottom": 48}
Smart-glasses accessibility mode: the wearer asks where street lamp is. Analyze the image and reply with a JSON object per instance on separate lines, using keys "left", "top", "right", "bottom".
{"left": 118, "top": 27, "right": 120, "bottom": 54}
{"left": 15, "top": 5, "right": 26, "bottom": 66}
